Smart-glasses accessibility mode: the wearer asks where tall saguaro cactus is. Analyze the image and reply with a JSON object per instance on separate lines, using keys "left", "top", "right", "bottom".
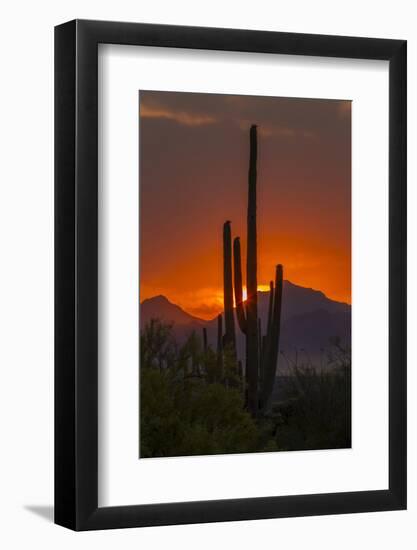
{"left": 246, "top": 125, "right": 259, "bottom": 415}
{"left": 232, "top": 125, "right": 284, "bottom": 416}
{"left": 223, "top": 221, "right": 236, "bottom": 352}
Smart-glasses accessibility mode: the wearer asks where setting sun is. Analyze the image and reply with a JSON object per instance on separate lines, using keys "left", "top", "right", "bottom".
{"left": 239, "top": 285, "right": 271, "bottom": 305}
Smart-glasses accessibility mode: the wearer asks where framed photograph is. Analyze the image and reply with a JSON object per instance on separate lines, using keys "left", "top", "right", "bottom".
{"left": 55, "top": 20, "right": 406, "bottom": 530}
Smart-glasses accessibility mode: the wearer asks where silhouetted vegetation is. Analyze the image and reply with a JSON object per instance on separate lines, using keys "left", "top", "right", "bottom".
{"left": 140, "top": 319, "right": 278, "bottom": 457}
{"left": 271, "top": 340, "right": 351, "bottom": 450}
{"left": 140, "top": 320, "right": 351, "bottom": 458}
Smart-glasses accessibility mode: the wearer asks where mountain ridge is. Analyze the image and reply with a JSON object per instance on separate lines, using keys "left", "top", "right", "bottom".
{"left": 140, "top": 279, "right": 350, "bottom": 326}
{"left": 140, "top": 280, "right": 351, "bottom": 369}
{"left": 140, "top": 294, "right": 206, "bottom": 326}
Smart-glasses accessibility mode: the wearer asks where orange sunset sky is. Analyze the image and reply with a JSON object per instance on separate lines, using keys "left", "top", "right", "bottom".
{"left": 140, "top": 91, "right": 351, "bottom": 320}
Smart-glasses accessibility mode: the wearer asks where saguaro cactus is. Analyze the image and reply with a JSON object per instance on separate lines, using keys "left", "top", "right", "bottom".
{"left": 231, "top": 125, "right": 259, "bottom": 415}
{"left": 202, "top": 327, "right": 208, "bottom": 353}
{"left": 246, "top": 125, "right": 259, "bottom": 415}
{"left": 232, "top": 125, "right": 283, "bottom": 416}
{"left": 223, "top": 221, "right": 236, "bottom": 352}
{"left": 216, "top": 314, "right": 223, "bottom": 355}
{"left": 233, "top": 237, "right": 246, "bottom": 334}
{"left": 259, "top": 265, "right": 283, "bottom": 412}
{"left": 216, "top": 313, "right": 223, "bottom": 377}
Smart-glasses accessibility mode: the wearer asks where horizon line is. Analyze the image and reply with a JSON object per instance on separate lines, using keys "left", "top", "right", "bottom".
{"left": 140, "top": 279, "right": 352, "bottom": 322}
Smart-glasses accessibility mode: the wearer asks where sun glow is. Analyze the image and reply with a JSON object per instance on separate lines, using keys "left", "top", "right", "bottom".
{"left": 257, "top": 284, "right": 271, "bottom": 293}
{"left": 241, "top": 284, "right": 270, "bottom": 303}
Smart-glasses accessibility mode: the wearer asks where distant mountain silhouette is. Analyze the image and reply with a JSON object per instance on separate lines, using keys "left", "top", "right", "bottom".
{"left": 140, "top": 281, "right": 351, "bottom": 369}
{"left": 141, "top": 294, "right": 205, "bottom": 327}
{"left": 279, "top": 280, "right": 349, "bottom": 321}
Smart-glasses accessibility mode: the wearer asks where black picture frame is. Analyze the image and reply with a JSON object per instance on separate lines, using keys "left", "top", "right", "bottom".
{"left": 55, "top": 19, "right": 407, "bottom": 531}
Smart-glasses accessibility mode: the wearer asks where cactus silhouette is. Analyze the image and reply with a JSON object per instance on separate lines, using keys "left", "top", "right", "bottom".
{"left": 216, "top": 313, "right": 223, "bottom": 377}
{"left": 233, "top": 237, "right": 246, "bottom": 334}
{"left": 231, "top": 125, "right": 283, "bottom": 416}
{"left": 223, "top": 221, "right": 236, "bottom": 352}
{"left": 259, "top": 265, "right": 283, "bottom": 411}
{"left": 245, "top": 125, "right": 259, "bottom": 415}
{"left": 202, "top": 327, "right": 208, "bottom": 353}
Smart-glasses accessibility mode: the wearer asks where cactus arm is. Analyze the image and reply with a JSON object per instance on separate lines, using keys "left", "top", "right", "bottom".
{"left": 259, "top": 279, "right": 275, "bottom": 388}
{"left": 272, "top": 264, "right": 284, "bottom": 371}
{"left": 223, "top": 221, "right": 236, "bottom": 352}
{"left": 261, "top": 335, "right": 267, "bottom": 381}
{"left": 202, "top": 327, "right": 208, "bottom": 353}
{"left": 267, "top": 280, "right": 274, "bottom": 335}
{"left": 233, "top": 236, "right": 247, "bottom": 334}
{"left": 258, "top": 317, "right": 262, "bottom": 375}
{"left": 216, "top": 314, "right": 223, "bottom": 379}
{"left": 270, "top": 264, "right": 283, "bottom": 378}
{"left": 216, "top": 314, "right": 223, "bottom": 355}
{"left": 260, "top": 264, "right": 283, "bottom": 412}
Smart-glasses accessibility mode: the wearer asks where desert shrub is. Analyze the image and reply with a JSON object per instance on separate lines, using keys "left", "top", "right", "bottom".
{"left": 272, "top": 345, "right": 351, "bottom": 451}
{"left": 140, "top": 319, "right": 348, "bottom": 456}
{"left": 140, "top": 320, "right": 266, "bottom": 457}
